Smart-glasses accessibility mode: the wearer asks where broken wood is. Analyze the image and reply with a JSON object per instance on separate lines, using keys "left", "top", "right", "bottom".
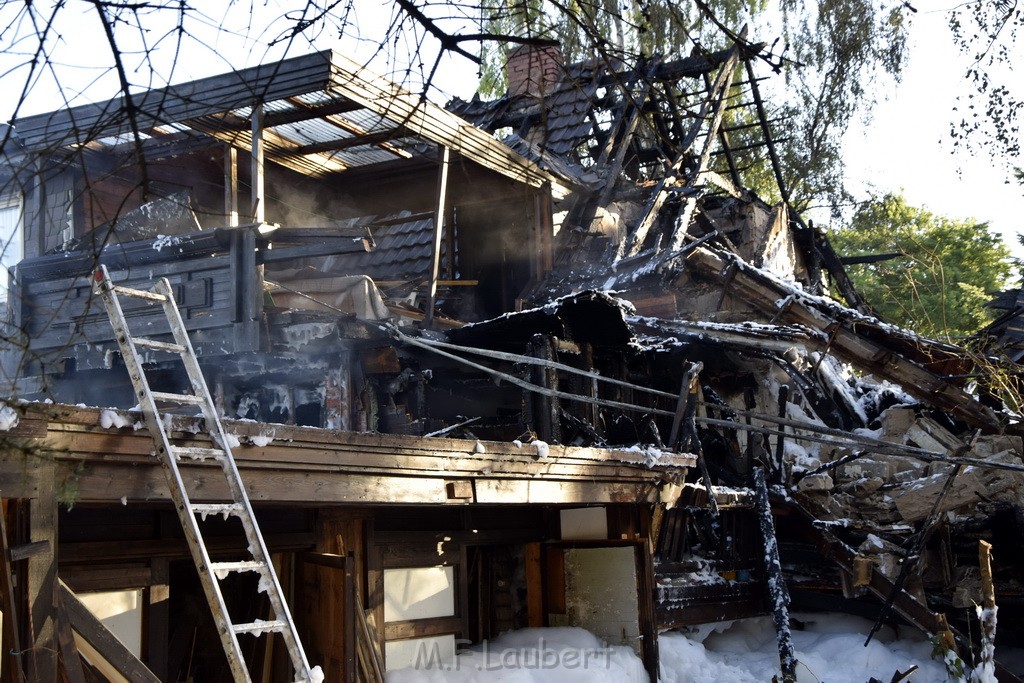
{"left": 976, "top": 540, "right": 997, "bottom": 680}
{"left": 866, "top": 463, "right": 963, "bottom": 646}
{"left": 425, "top": 145, "right": 451, "bottom": 329}
{"left": 56, "top": 591, "right": 86, "bottom": 683}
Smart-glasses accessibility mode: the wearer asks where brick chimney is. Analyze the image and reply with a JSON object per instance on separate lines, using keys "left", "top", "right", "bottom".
{"left": 506, "top": 42, "right": 563, "bottom": 98}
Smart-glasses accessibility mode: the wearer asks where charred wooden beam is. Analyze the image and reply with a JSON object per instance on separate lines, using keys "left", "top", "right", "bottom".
{"left": 684, "top": 246, "right": 1002, "bottom": 432}
{"left": 753, "top": 467, "right": 797, "bottom": 682}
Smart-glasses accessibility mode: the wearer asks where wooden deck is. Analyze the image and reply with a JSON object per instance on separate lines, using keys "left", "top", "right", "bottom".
{"left": 0, "top": 403, "right": 694, "bottom": 506}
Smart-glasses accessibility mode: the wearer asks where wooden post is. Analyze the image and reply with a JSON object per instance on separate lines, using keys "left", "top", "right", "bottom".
{"left": 425, "top": 145, "right": 451, "bottom": 329}
{"left": 634, "top": 543, "right": 659, "bottom": 683}
{"left": 343, "top": 553, "right": 357, "bottom": 683}
{"left": 224, "top": 145, "right": 239, "bottom": 227}
{"left": 145, "top": 558, "right": 170, "bottom": 681}
{"left": 26, "top": 464, "right": 57, "bottom": 683}
{"left": 0, "top": 500, "right": 26, "bottom": 683}
{"left": 251, "top": 102, "right": 265, "bottom": 224}
{"left": 753, "top": 467, "right": 797, "bottom": 683}
{"left": 525, "top": 542, "right": 544, "bottom": 627}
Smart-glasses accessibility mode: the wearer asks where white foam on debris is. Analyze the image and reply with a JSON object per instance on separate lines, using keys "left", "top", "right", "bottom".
{"left": 386, "top": 627, "right": 647, "bottom": 682}
{"left": 658, "top": 613, "right": 948, "bottom": 683}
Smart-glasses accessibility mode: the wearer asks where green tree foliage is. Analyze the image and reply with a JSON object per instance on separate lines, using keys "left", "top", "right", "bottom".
{"left": 830, "top": 192, "right": 1012, "bottom": 341}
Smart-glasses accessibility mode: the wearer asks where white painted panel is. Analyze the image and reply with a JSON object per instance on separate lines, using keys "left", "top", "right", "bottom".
{"left": 385, "top": 634, "right": 456, "bottom": 671}
{"left": 383, "top": 566, "right": 455, "bottom": 622}
{"left": 79, "top": 589, "right": 143, "bottom": 657}
{"left": 560, "top": 506, "right": 608, "bottom": 540}
{"left": 564, "top": 546, "right": 640, "bottom": 653}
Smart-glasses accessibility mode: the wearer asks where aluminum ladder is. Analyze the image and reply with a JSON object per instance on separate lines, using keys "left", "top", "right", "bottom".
{"left": 93, "top": 265, "right": 316, "bottom": 683}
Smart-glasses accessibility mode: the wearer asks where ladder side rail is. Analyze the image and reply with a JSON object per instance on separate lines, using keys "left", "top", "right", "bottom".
{"left": 152, "top": 277, "right": 314, "bottom": 680}
{"left": 93, "top": 268, "right": 253, "bottom": 683}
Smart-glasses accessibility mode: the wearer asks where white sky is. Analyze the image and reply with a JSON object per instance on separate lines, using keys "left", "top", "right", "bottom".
{"left": 1, "top": 2, "right": 1020, "bottom": 257}
{"left": 841, "top": 7, "right": 1024, "bottom": 258}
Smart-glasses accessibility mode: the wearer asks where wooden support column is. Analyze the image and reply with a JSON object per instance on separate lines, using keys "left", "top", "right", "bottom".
{"left": 251, "top": 102, "right": 265, "bottom": 224}
{"left": 634, "top": 543, "right": 658, "bottom": 683}
{"left": 144, "top": 558, "right": 170, "bottom": 681}
{"left": 224, "top": 145, "right": 239, "bottom": 227}
{"left": 425, "top": 145, "right": 451, "bottom": 329}
{"left": 753, "top": 467, "right": 797, "bottom": 683}
{"left": 26, "top": 462, "right": 57, "bottom": 683}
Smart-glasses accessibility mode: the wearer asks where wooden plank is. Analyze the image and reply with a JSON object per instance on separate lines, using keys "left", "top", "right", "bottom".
{"left": 383, "top": 616, "right": 462, "bottom": 640}
{"left": 31, "top": 403, "right": 695, "bottom": 469}
{"left": 58, "top": 580, "right": 161, "bottom": 683}
{"left": 8, "top": 541, "right": 49, "bottom": 562}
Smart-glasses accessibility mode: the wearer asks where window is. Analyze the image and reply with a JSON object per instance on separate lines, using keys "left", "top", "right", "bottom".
{"left": 0, "top": 194, "right": 24, "bottom": 302}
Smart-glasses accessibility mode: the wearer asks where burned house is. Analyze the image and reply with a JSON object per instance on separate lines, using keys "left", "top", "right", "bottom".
{"left": 0, "top": 30, "right": 1022, "bottom": 683}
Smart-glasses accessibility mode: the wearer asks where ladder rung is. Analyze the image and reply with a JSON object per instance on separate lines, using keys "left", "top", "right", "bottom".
{"left": 132, "top": 337, "right": 186, "bottom": 353}
{"left": 211, "top": 561, "right": 266, "bottom": 578}
{"left": 112, "top": 284, "right": 167, "bottom": 302}
{"left": 171, "top": 446, "right": 226, "bottom": 461}
{"left": 190, "top": 503, "right": 243, "bottom": 519}
{"left": 152, "top": 391, "right": 206, "bottom": 406}
{"left": 232, "top": 620, "right": 287, "bottom": 636}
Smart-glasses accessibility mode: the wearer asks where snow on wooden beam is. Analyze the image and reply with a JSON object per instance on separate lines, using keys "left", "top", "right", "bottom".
{"left": 0, "top": 404, "right": 693, "bottom": 506}
{"left": 684, "top": 246, "right": 1003, "bottom": 432}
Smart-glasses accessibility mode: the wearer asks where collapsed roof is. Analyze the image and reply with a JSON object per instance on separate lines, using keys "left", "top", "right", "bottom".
{"left": 4, "top": 32, "right": 1024, "bottom": 681}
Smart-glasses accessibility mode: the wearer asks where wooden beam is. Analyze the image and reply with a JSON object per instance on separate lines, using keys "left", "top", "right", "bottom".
{"left": 0, "top": 500, "right": 27, "bottom": 683}
{"left": 58, "top": 580, "right": 161, "bottom": 683}
{"left": 144, "top": 559, "right": 169, "bottom": 682}
{"left": 684, "top": 246, "right": 1002, "bottom": 432}
{"left": 56, "top": 592, "right": 87, "bottom": 683}
{"left": 26, "top": 462, "right": 57, "bottom": 683}
{"left": 8, "top": 404, "right": 693, "bottom": 505}
{"left": 326, "top": 51, "right": 573, "bottom": 198}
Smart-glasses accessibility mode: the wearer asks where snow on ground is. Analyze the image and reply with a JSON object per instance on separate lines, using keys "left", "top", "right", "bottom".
{"left": 660, "top": 613, "right": 948, "bottom": 683}
{"left": 386, "top": 627, "right": 647, "bottom": 683}
{"left": 386, "top": 615, "right": 952, "bottom": 683}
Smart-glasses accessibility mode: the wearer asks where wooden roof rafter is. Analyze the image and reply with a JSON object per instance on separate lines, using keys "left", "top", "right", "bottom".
{"left": 187, "top": 113, "right": 349, "bottom": 176}
{"left": 284, "top": 96, "right": 412, "bottom": 161}
{"left": 12, "top": 50, "right": 576, "bottom": 193}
